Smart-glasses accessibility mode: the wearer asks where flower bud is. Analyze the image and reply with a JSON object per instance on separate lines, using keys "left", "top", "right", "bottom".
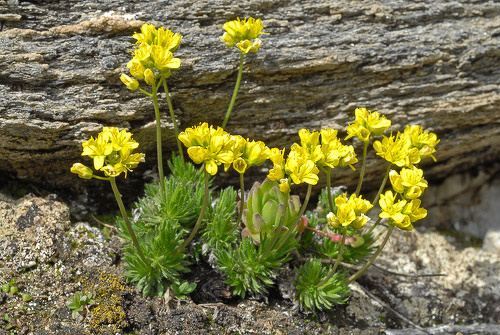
{"left": 120, "top": 74, "right": 139, "bottom": 91}
{"left": 71, "top": 163, "right": 94, "bottom": 179}
{"left": 279, "top": 178, "right": 290, "bottom": 193}
{"left": 144, "top": 68, "right": 156, "bottom": 86}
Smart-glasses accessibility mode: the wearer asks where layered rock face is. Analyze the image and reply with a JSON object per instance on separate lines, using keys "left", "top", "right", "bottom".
{"left": 0, "top": 0, "right": 499, "bottom": 192}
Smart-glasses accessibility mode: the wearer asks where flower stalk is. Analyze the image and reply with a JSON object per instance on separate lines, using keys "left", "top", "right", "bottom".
{"left": 355, "top": 141, "right": 369, "bottom": 195}
{"left": 348, "top": 225, "right": 394, "bottom": 283}
{"left": 372, "top": 163, "right": 392, "bottom": 206}
{"left": 109, "top": 177, "right": 147, "bottom": 264}
{"left": 297, "top": 184, "right": 313, "bottom": 220}
{"left": 325, "top": 168, "right": 335, "bottom": 212}
{"left": 151, "top": 84, "right": 166, "bottom": 199}
{"left": 163, "top": 80, "right": 184, "bottom": 162}
{"left": 239, "top": 172, "right": 245, "bottom": 222}
{"left": 179, "top": 169, "right": 210, "bottom": 251}
{"left": 222, "top": 53, "right": 245, "bottom": 128}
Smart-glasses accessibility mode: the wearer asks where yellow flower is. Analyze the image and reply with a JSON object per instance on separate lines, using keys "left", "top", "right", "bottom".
{"left": 133, "top": 43, "right": 152, "bottom": 63}
{"left": 151, "top": 45, "right": 181, "bottom": 72}
{"left": 279, "top": 178, "right": 290, "bottom": 193}
{"left": 403, "top": 199, "right": 427, "bottom": 224}
{"left": 329, "top": 193, "right": 373, "bottom": 229}
{"left": 132, "top": 23, "right": 157, "bottom": 45}
{"left": 102, "top": 127, "right": 139, "bottom": 155}
{"left": 155, "top": 27, "right": 182, "bottom": 52}
{"left": 127, "top": 58, "right": 145, "bottom": 80}
{"left": 345, "top": 107, "right": 391, "bottom": 143}
{"left": 327, "top": 206, "right": 356, "bottom": 228}
{"left": 389, "top": 166, "right": 428, "bottom": 200}
{"left": 101, "top": 150, "right": 145, "bottom": 178}
{"left": 74, "top": 128, "right": 144, "bottom": 179}
{"left": 379, "top": 190, "right": 412, "bottom": 230}
{"left": 294, "top": 129, "right": 323, "bottom": 163}
{"left": 120, "top": 74, "right": 139, "bottom": 91}
{"left": 402, "top": 125, "right": 439, "bottom": 161}
{"left": 221, "top": 17, "right": 267, "bottom": 53}
{"left": 82, "top": 132, "right": 114, "bottom": 170}
{"left": 143, "top": 68, "right": 156, "bottom": 86}
{"left": 285, "top": 148, "right": 319, "bottom": 185}
{"left": 319, "top": 129, "right": 358, "bottom": 169}
{"left": 320, "top": 128, "right": 338, "bottom": 145}
{"left": 179, "top": 123, "right": 235, "bottom": 175}
{"left": 231, "top": 136, "right": 270, "bottom": 174}
{"left": 70, "top": 163, "right": 93, "bottom": 179}
{"left": 236, "top": 39, "right": 262, "bottom": 54}
{"left": 373, "top": 133, "right": 420, "bottom": 167}
{"left": 267, "top": 147, "right": 286, "bottom": 181}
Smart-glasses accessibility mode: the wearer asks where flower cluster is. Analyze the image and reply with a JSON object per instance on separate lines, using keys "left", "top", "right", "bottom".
{"left": 231, "top": 136, "right": 271, "bottom": 174}
{"left": 326, "top": 193, "right": 373, "bottom": 229}
{"left": 267, "top": 128, "right": 357, "bottom": 192}
{"left": 317, "top": 129, "right": 358, "bottom": 170}
{"left": 378, "top": 190, "right": 427, "bottom": 230}
{"left": 374, "top": 126, "right": 437, "bottom": 230}
{"left": 345, "top": 107, "right": 391, "bottom": 143}
{"left": 389, "top": 166, "right": 428, "bottom": 200}
{"left": 178, "top": 123, "right": 235, "bottom": 175}
{"left": 373, "top": 125, "right": 439, "bottom": 168}
{"left": 121, "top": 23, "right": 182, "bottom": 91}
{"left": 221, "top": 17, "right": 267, "bottom": 54}
{"left": 267, "top": 145, "right": 320, "bottom": 192}
{"left": 71, "top": 127, "right": 145, "bottom": 179}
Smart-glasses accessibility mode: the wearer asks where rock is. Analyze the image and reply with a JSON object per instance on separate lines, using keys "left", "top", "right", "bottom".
{"left": 0, "top": 0, "right": 498, "bottom": 194}
{"left": 424, "top": 163, "right": 500, "bottom": 237}
{"left": 366, "top": 228, "right": 500, "bottom": 327}
{"left": 483, "top": 230, "right": 500, "bottom": 253}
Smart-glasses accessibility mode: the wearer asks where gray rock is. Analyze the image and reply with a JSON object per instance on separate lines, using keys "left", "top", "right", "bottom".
{"left": 368, "top": 227, "right": 500, "bottom": 327}
{"left": 424, "top": 164, "right": 500, "bottom": 237}
{"left": 0, "top": 0, "right": 498, "bottom": 194}
{"left": 483, "top": 230, "right": 500, "bottom": 253}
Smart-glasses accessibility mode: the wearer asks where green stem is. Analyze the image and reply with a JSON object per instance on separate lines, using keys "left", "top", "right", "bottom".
{"left": 331, "top": 233, "right": 346, "bottom": 274}
{"left": 222, "top": 53, "right": 245, "bottom": 128}
{"left": 372, "top": 164, "right": 391, "bottom": 206}
{"left": 162, "top": 80, "right": 184, "bottom": 162}
{"left": 179, "top": 169, "right": 210, "bottom": 251}
{"left": 318, "top": 232, "right": 346, "bottom": 286}
{"left": 239, "top": 172, "right": 245, "bottom": 222}
{"left": 366, "top": 217, "right": 382, "bottom": 236}
{"left": 139, "top": 88, "right": 152, "bottom": 97}
{"left": 109, "top": 177, "right": 147, "bottom": 264}
{"left": 298, "top": 184, "right": 313, "bottom": 219}
{"left": 325, "top": 168, "right": 335, "bottom": 212}
{"left": 355, "top": 141, "right": 369, "bottom": 195}
{"left": 348, "top": 225, "right": 394, "bottom": 283}
{"left": 151, "top": 84, "right": 166, "bottom": 199}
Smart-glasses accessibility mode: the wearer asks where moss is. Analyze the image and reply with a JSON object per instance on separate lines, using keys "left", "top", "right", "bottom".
{"left": 83, "top": 272, "right": 130, "bottom": 334}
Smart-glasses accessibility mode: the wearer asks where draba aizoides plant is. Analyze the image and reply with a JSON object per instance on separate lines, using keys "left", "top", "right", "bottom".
{"left": 71, "top": 17, "right": 440, "bottom": 311}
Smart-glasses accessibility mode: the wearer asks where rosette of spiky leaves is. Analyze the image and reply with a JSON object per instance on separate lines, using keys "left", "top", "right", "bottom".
{"left": 168, "top": 154, "right": 205, "bottom": 184}
{"left": 134, "top": 156, "right": 208, "bottom": 231}
{"left": 243, "top": 179, "right": 301, "bottom": 243}
{"left": 202, "top": 187, "right": 239, "bottom": 252}
{"left": 217, "top": 228, "right": 297, "bottom": 297}
{"left": 318, "top": 231, "right": 375, "bottom": 264}
{"left": 118, "top": 156, "right": 208, "bottom": 297}
{"left": 120, "top": 218, "right": 189, "bottom": 296}
{"left": 295, "top": 259, "right": 350, "bottom": 311}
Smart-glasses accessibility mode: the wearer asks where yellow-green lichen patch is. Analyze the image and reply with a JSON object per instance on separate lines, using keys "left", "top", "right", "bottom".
{"left": 84, "top": 272, "right": 130, "bottom": 334}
